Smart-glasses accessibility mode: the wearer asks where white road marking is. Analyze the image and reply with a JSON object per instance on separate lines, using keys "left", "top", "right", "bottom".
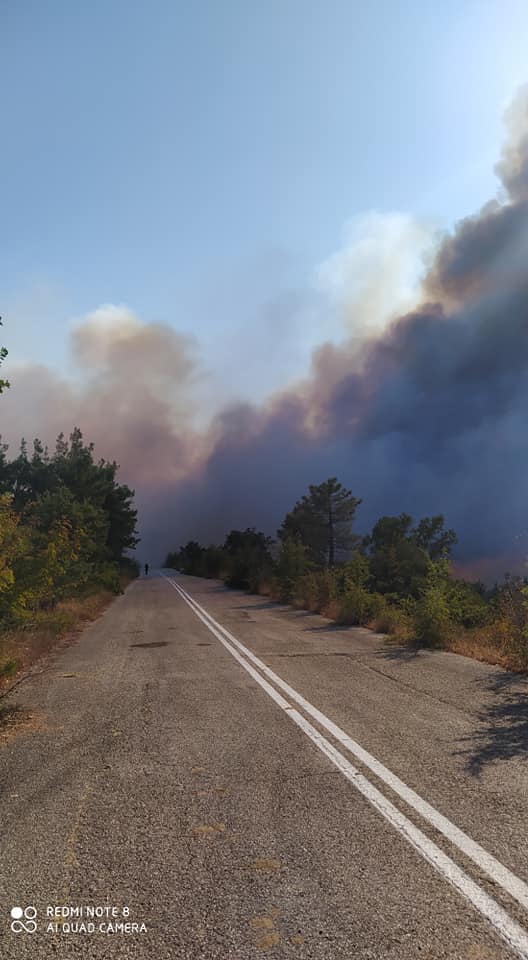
{"left": 166, "top": 575, "right": 528, "bottom": 960}
{"left": 171, "top": 576, "right": 528, "bottom": 913}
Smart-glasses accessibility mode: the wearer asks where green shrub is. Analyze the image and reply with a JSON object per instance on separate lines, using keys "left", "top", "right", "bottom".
{"left": 0, "top": 658, "right": 18, "bottom": 678}
{"left": 275, "top": 538, "right": 313, "bottom": 602}
{"left": 342, "top": 551, "right": 370, "bottom": 588}
{"left": 119, "top": 557, "right": 140, "bottom": 580}
{"left": 446, "top": 578, "right": 489, "bottom": 628}
{"left": 369, "top": 605, "right": 411, "bottom": 637}
{"left": 314, "top": 569, "right": 340, "bottom": 611}
{"left": 337, "top": 583, "right": 385, "bottom": 626}
{"left": 293, "top": 572, "right": 321, "bottom": 610}
{"left": 95, "top": 564, "right": 123, "bottom": 595}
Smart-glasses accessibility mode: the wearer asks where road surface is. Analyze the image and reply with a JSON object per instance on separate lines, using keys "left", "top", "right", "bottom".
{"left": 1, "top": 571, "right": 528, "bottom": 958}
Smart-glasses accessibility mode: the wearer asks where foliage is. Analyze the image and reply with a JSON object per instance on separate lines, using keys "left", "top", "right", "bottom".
{"left": 0, "top": 495, "right": 24, "bottom": 596}
{"left": 167, "top": 541, "right": 205, "bottom": 574}
{"left": 222, "top": 528, "right": 274, "bottom": 590}
{"left": 279, "top": 477, "right": 361, "bottom": 566}
{"left": 167, "top": 541, "right": 227, "bottom": 579}
{"left": 274, "top": 537, "right": 314, "bottom": 601}
{"left": 329, "top": 550, "right": 384, "bottom": 625}
{"left": 0, "top": 317, "right": 9, "bottom": 394}
{"left": 412, "top": 559, "right": 454, "bottom": 647}
{"left": 0, "top": 429, "right": 139, "bottom": 624}
{"left": 492, "top": 576, "right": 528, "bottom": 635}
{"left": 164, "top": 475, "right": 528, "bottom": 667}
{"left": 166, "top": 530, "right": 275, "bottom": 590}
{"left": 336, "top": 583, "right": 386, "bottom": 626}
{"left": 365, "top": 513, "right": 457, "bottom": 599}
{"left": 444, "top": 577, "right": 489, "bottom": 628}
{"left": 412, "top": 515, "right": 458, "bottom": 560}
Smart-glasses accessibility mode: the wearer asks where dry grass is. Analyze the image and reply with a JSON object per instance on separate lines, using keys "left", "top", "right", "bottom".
{"left": 444, "top": 633, "right": 513, "bottom": 668}
{"left": 443, "top": 620, "right": 528, "bottom": 672}
{"left": 322, "top": 598, "right": 341, "bottom": 621}
{"left": 0, "top": 589, "right": 119, "bottom": 694}
{"left": 367, "top": 611, "right": 413, "bottom": 641}
{"left": 256, "top": 580, "right": 273, "bottom": 597}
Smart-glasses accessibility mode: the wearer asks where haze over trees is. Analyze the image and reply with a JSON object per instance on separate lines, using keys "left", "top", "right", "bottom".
{"left": 166, "top": 477, "right": 528, "bottom": 670}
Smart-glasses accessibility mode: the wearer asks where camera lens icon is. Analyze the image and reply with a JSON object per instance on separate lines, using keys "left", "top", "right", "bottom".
{"left": 10, "top": 906, "right": 37, "bottom": 933}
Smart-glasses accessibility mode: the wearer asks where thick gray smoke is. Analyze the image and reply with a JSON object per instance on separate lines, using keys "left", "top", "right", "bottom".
{"left": 3, "top": 88, "right": 528, "bottom": 577}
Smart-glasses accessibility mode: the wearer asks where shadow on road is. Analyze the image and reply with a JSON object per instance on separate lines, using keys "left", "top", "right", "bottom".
{"left": 376, "top": 642, "right": 423, "bottom": 663}
{"left": 457, "top": 670, "right": 528, "bottom": 775}
{"left": 302, "top": 622, "right": 357, "bottom": 633}
{"left": 233, "top": 601, "right": 286, "bottom": 611}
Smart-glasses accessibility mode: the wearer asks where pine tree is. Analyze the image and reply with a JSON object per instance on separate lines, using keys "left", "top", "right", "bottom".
{"left": 279, "top": 478, "right": 361, "bottom": 567}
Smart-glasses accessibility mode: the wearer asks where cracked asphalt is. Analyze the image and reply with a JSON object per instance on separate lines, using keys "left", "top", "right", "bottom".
{"left": 1, "top": 571, "right": 528, "bottom": 959}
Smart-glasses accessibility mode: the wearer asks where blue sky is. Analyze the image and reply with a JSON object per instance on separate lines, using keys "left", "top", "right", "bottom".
{"left": 2, "top": 0, "right": 528, "bottom": 391}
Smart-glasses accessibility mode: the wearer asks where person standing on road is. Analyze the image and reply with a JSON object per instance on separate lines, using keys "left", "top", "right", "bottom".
{"left": 144, "top": 563, "right": 149, "bottom": 576}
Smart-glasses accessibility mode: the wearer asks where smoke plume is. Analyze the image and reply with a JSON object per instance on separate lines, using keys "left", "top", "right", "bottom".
{"left": 3, "top": 88, "right": 528, "bottom": 575}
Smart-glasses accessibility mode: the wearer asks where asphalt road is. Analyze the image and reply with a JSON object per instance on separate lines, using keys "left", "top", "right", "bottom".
{"left": 1, "top": 571, "right": 528, "bottom": 959}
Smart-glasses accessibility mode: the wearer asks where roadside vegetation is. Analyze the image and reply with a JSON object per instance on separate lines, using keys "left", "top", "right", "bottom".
{"left": 0, "top": 321, "right": 139, "bottom": 687}
{"left": 166, "top": 478, "right": 528, "bottom": 672}
{"left": 0, "top": 431, "right": 139, "bottom": 686}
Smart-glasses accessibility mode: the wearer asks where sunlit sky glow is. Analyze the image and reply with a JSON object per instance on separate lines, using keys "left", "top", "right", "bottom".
{"left": 2, "top": 0, "right": 528, "bottom": 402}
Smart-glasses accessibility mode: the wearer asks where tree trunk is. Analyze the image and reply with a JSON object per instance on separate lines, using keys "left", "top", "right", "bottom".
{"left": 328, "top": 501, "right": 335, "bottom": 567}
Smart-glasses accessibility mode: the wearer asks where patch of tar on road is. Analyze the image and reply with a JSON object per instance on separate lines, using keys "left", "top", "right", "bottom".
{"left": 0, "top": 705, "right": 47, "bottom": 744}
{"left": 256, "top": 930, "right": 281, "bottom": 950}
{"left": 252, "top": 857, "right": 281, "bottom": 873}
{"left": 249, "top": 913, "right": 281, "bottom": 951}
{"left": 194, "top": 786, "right": 229, "bottom": 797}
{"left": 61, "top": 781, "right": 95, "bottom": 914}
{"left": 250, "top": 915, "right": 275, "bottom": 930}
{"left": 52, "top": 670, "right": 100, "bottom": 682}
{"left": 465, "top": 946, "right": 502, "bottom": 959}
{"left": 192, "top": 822, "right": 226, "bottom": 836}
{"left": 130, "top": 641, "right": 169, "bottom": 648}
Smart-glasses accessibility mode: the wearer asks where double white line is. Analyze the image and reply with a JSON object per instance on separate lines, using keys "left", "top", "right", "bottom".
{"left": 166, "top": 575, "right": 528, "bottom": 958}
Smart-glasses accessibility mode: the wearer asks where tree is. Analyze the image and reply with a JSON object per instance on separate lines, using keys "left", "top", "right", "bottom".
{"left": 412, "top": 515, "right": 457, "bottom": 560}
{"left": 413, "top": 558, "right": 454, "bottom": 647}
{"left": 365, "top": 513, "right": 458, "bottom": 600}
{"left": 0, "top": 495, "right": 24, "bottom": 598}
{"left": 200, "top": 545, "right": 226, "bottom": 579}
{"left": 52, "top": 429, "right": 138, "bottom": 559}
{"left": 279, "top": 478, "right": 361, "bottom": 567}
{"left": 0, "top": 439, "right": 10, "bottom": 494}
{"left": 172, "top": 541, "right": 205, "bottom": 574}
{"left": 223, "top": 528, "right": 274, "bottom": 590}
{"left": 100, "top": 469, "right": 138, "bottom": 560}
{"left": 274, "top": 537, "right": 313, "bottom": 601}
{"left": 0, "top": 428, "right": 139, "bottom": 622}
{"left": 0, "top": 318, "right": 9, "bottom": 394}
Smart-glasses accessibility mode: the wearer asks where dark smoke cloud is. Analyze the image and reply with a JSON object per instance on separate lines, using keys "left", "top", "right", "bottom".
{"left": 3, "top": 89, "right": 528, "bottom": 576}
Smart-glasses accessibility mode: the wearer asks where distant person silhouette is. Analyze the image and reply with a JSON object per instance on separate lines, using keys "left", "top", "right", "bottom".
{"left": 144, "top": 563, "right": 149, "bottom": 576}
